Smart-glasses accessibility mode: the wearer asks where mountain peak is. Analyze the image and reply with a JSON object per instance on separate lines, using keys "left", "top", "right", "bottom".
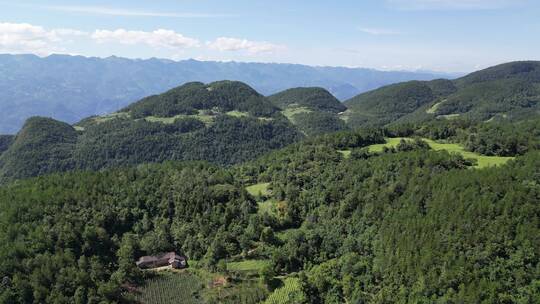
{"left": 457, "top": 61, "right": 540, "bottom": 86}
{"left": 123, "top": 81, "right": 279, "bottom": 119}
{"left": 268, "top": 87, "right": 346, "bottom": 113}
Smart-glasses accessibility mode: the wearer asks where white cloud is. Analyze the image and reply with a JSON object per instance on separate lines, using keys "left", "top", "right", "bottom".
{"left": 386, "top": 0, "right": 522, "bottom": 10}
{"left": 359, "top": 27, "right": 401, "bottom": 36}
{"left": 44, "top": 5, "right": 230, "bottom": 18}
{"left": 207, "top": 37, "right": 285, "bottom": 54}
{"left": 91, "top": 29, "right": 200, "bottom": 49}
{"left": 51, "top": 28, "right": 88, "bottom": 36}
{"left": 0, "top": 22, "right": 86, "bottom": 55}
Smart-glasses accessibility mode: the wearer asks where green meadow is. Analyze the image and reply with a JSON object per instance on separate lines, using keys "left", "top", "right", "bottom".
{"left": 282, "top": 106, "right": 312, "bottom": 123}
{"left": 367, "top": 137, "right": 513, "bottom": 168}
{"left": 227, "top": 259, "right": 271, "bottom": 272}
{"left": 246, "top": 182, "right": 271, "bottom": 197}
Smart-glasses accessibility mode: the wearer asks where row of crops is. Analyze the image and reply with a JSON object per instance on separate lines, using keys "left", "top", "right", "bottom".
{"left": 134, "top": 272, "right": 204, "bottom": 304}
{"left": 264, "top": 277, "right": 306, "bottom": 304}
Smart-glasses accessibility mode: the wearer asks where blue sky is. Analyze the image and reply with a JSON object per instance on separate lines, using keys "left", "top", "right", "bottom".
{"left": 0, "top": 0, "right": 538, "bottom": 72}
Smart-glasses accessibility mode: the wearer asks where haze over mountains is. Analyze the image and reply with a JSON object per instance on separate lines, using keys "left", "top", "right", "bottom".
{"left": 0, "top": 54, "right": 453, "bottom": 134}
{"left": 0, "top": 61, "right": 538, "bottom": 184}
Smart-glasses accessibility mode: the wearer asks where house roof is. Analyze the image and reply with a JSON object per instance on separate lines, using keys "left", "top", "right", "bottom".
{"left": 136, "top": 252, "right": 186, "bottom": 265}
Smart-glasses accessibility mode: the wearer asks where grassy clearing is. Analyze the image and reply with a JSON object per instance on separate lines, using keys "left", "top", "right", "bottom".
{"left": 337, "top": 109, "right": 352, "bottom": 122}
{"left": 367, "top": 138, "right": 405, "bottom": 153}
{"left": 133, "top": 271, "right": 203, "bottom": 304}
{"left": 338, "top": 150, "right": 351, "bottom": 158}
{"left": 226, "top": 110, "right": 250, "bottom": 118}
{"left": 426, "top": 100, "right": 446, "bottom": 114}
{"left": 264, "top": 277, "right": 305, "bottom": 304}
{"left": 246, "top": 182, "right": 270, "bottom": 197}
{"left": 367, "top": 137, "right": 513, "bottom": 169}
{"left": 438, "top": 113, "right": 461, "bottom": 120}
{"left": 144, "top": 111, "right": 215, "bottom": 125}
{"left": 73, "top": 125, "right": 85, "bottom": 131}
{"left": 93, "top": 112, "right": 130, "bottom": 123}
{"left": 258, "top": 199, "right": 278, "bottom": 216}
{"left": 282, "top": 107, "right": 312, "bottom": 123}
{"left": 275, "top": 228, "right": 300, "bottom": 242}
{"left": 422, "top": 139, "right": 513, "bottom": 168}
{"left": 144, "top": 115, "right": 183, "bottom": 124}
{"left": 226, "top": 110, "right": 274, "bottom": 122}
{"left": 227, "top": 260, "right": 271, "bottom": 272}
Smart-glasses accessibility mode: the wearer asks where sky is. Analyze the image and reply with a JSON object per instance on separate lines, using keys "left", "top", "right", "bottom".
{"left": 0, "top": 0, "right": 539, "bottom": 73}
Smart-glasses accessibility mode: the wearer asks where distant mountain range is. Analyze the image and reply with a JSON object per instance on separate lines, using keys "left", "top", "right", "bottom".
{"left": 0, "top": 54, "right": 453, "bottom": 134}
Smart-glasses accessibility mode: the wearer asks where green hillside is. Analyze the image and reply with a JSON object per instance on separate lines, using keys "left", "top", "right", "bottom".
{"left": 268, "top": 87, "right": 346, "bottom": 113}
{"left": 0, "top": 82, "right": 303, "bottom": 183}
{"left": 269, "top": 87, "right": 349, "bottom": 136}
{"left": 124, "top": 81, "right": 280, "bottom": 119}
{"left": 345, "top": 61, "right": 540, "bottom": 127}
{"left": 344, "top": 80, "right": 439, "bottom": 127}
{"left": 0, "top": 135, "right": 14, "bottom": 154}
{"left": 455, "top": 61, "right": 540, "bottom": 86}
{"left": 0, "top": 117, "right": 77, "bottom": 183}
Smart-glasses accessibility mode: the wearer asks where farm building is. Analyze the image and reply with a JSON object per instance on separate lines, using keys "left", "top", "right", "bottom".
{"left": 136, "top": 252, "right": 188, "bottom": 269}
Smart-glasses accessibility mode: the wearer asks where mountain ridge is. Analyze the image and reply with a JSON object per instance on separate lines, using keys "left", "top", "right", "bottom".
{"left": 0, "top": 53, "right": 451, "bottom": 134}
{"left": 345, "top": 61, "right": 540, "bottom": 127}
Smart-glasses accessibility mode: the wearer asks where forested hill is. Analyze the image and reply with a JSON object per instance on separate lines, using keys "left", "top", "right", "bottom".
{"left": 268, "top": 87, "right": 349, "bottom": 136}
{"left": 268, "top": 87, "right": 346, "bottom": 113}
{"left": 2, "top": 60, "right": 540, "bottom": 183}
{"left": 0, "top": 54, "right": 447, "bottom": 134}
{"left": 122, "top": 81, "right": 280, "bottom": 118}
{"left": 344, "top": 61, "right": 540, "bottom": 127}
{"left": 0, "top": 126, "right": 538, "bottom": 303}
{"left": 0, "top": 81, "right": 303, "bottom": 183}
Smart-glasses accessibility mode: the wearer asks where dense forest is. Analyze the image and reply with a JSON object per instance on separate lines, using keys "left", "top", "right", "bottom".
{"left": 0, "top": 124, "right": 538, "bottom": 303}
{"left": 345, "top": 61, "right": 540, "bottom": 128}
{"left": 0, "top": 81, "right": 303, "bottom": 183}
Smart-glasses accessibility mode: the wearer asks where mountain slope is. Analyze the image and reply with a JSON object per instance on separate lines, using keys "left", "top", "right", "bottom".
{"left": 344, "top": 61, "right": 540, "bottom": 127}
{"left": 344, "top": 80, "right": 448, "bottom": 127}
{"left": 124, "top": 81, "right": 279, "bottom": 118}
{"left": 0, "top": 135, "right": 13, "bottom": 154}
{"left": 0, "top": 117, "right": 77, "bottom": 183}
{"left": 0, "top": 54, "right": 449, "bottom": 134}
{"left": 0, "top": 81, "right": 302, "bottom": 182}
{"left": 268, "top": 87, "right": 347, "bottom": 113}
{"left": 268, "top": 87, "right": 348, "bottom": 136}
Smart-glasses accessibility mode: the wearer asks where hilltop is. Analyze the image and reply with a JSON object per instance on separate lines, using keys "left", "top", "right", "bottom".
{"left": 345, "top": 61, "right": 540, "bottom": 127}
{"left": 0, "top": 81, "right": 303, "bottom": 183}
{"left": 123, "top": 80, "right": 279, "bottom": 119}
{"left": 268, "top": 87, "right": 348, "bottom": 136}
